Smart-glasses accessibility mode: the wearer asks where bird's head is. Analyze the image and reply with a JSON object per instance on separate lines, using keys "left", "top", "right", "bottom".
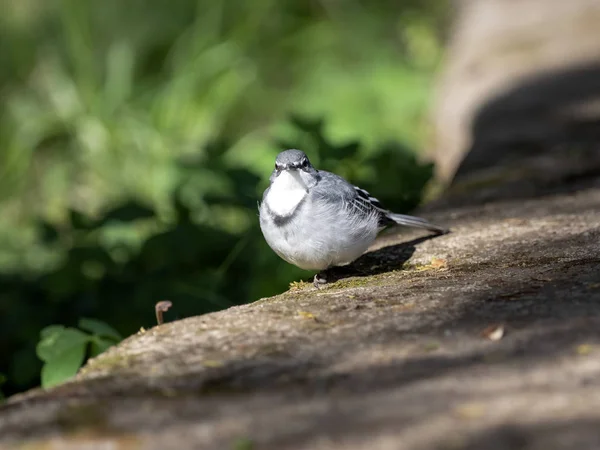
{"left": 270, "top": 149, "right": 319, "bottom": 184}
{"left": 274, "top": 149, "right": 314, "bottom": 172}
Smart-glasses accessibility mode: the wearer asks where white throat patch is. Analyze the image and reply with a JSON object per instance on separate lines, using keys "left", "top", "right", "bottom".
{"left": 266, "top": 170, "right": 308, "bottom": 217}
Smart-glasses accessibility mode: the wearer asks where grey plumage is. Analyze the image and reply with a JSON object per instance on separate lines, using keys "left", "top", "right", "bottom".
{"left": 259, "top": 149, "right": 447, "bottom": 284}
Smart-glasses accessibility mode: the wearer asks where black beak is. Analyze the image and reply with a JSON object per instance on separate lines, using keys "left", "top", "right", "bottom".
{"left": 278, "top": 163, "right": 299, "bottom": 171}
{"left": 275, "top": 162, "right": 308, "bottom": 175}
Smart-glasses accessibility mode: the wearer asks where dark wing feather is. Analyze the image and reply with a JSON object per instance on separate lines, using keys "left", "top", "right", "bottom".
{"left": 353, "top": 186, "right": 387, "bottom": 212}
{"left": 352, "top": 186, "right": 394, "bottom": 227}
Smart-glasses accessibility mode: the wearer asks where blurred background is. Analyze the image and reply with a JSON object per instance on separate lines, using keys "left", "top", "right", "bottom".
{"left": 0, "top": 0, "right": 450, "bottom": 396}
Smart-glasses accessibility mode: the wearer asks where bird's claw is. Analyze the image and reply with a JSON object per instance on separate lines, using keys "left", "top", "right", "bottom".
{"left": 313, "top": 273, "right": 327, "bottom": 289}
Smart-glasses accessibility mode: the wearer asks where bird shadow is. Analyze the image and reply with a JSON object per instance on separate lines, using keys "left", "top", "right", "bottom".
{"left": 318, "top": 232, "right": 447, "bottom": 284}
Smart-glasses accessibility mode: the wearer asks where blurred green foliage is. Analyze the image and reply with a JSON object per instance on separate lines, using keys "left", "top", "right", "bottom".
{"left": 0, "top": 0, "right": 448, "bottom": 396}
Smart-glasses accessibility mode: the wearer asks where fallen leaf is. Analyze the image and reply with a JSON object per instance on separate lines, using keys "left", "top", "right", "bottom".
{"left": 203, "top": 360, "right": 225, "bottom": 368}
{"left": 297, "top": 311, "right": 317, "bottom": 320}
{"left": 413, "top": 258, "right": 448, "bottom": 272}
{"left": 424, "top": 341, "right": 440, "bottom": 352}
{"left": 454, "top": 403, "right": 485, "bottom": 419}
{"left": 481, "top": 324, "right": 505, "bottom": 341}
{"left": 430, "top": 258, "right": 447, "bottom": 269}
{"left": 576, "top": 344, "right": 593, "bottom": 355}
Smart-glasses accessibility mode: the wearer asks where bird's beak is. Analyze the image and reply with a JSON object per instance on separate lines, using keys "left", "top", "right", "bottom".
{"left": 274, "top": 163, "right": 306, "bottom": 175}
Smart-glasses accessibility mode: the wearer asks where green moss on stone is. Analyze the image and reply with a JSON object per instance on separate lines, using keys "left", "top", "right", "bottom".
{"left": 81, "top": 353, "right": 138, "bottom": 374}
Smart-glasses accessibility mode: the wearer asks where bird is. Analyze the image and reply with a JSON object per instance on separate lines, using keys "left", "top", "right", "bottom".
{"left": 259, "top": 149, "right": 447, "bottom": 287}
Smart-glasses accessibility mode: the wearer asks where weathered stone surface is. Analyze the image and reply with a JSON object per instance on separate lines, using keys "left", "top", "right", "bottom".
{"left": 433, "top": 0, "right": 600, "bottom": 183}
{"left": 1, "top": 153, "right": 600, "bottom": 449}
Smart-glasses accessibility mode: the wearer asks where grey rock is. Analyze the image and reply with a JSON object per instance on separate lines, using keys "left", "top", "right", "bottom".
{"left": 433, "top": 0, "right": 600, "bottom": 183}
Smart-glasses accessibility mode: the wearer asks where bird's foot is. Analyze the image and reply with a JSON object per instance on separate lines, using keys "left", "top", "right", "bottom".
{"left": 313, "top": 272, "right": 328, "bottom": 289}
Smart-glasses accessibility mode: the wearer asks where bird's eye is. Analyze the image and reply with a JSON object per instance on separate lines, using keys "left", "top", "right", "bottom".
{"left": 301, "top": 158, "right": 308, "bottom": 167}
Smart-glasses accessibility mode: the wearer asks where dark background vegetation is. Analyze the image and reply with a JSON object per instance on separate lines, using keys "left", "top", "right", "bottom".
{"left": 0, "top": 0, "right": 448, "bottom": 396}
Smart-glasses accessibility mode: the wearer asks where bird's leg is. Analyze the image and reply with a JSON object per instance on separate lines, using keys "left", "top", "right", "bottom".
{"left": 313, "top": 271, "right": 328, "bottom": 288}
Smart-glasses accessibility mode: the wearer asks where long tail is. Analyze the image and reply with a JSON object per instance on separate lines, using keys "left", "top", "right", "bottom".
{"left": 387, "top": 212, "right": 448, "bottom": 235}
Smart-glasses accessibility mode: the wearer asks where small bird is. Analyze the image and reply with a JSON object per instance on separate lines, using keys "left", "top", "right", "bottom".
{"left": 259, "top": 149, "right": 447, "bottom": 287}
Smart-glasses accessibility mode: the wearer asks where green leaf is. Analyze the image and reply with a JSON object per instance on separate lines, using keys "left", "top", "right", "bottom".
{"left": 40, "top": 325, "right": 66, "bottom": 340}
{"left": 40, "top": 343, "right": 86, "bottom": 388}
{"left": 89, "top": 336, "right": 115, "bottom": 357}
{"left": 78, "top": 318, "right": 121, "bottom": 341}
{"left": 36, "top": 327, "right": 90, "bottom": 363}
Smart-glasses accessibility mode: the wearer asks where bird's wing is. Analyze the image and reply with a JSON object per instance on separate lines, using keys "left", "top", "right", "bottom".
{"left": 351, "top": 185, "right": 396, "bottom": 227}
{"left": 312, "top": 172, "right": 390, "bottom": 225}
{"left": 353, "top": 184, "right": 446, "bottom": 233}
{"left": 352, "top": 185, "right": 389, "bottom": 213}
{"left": 313, "top": 172, "right": 446, "bottom": 233}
